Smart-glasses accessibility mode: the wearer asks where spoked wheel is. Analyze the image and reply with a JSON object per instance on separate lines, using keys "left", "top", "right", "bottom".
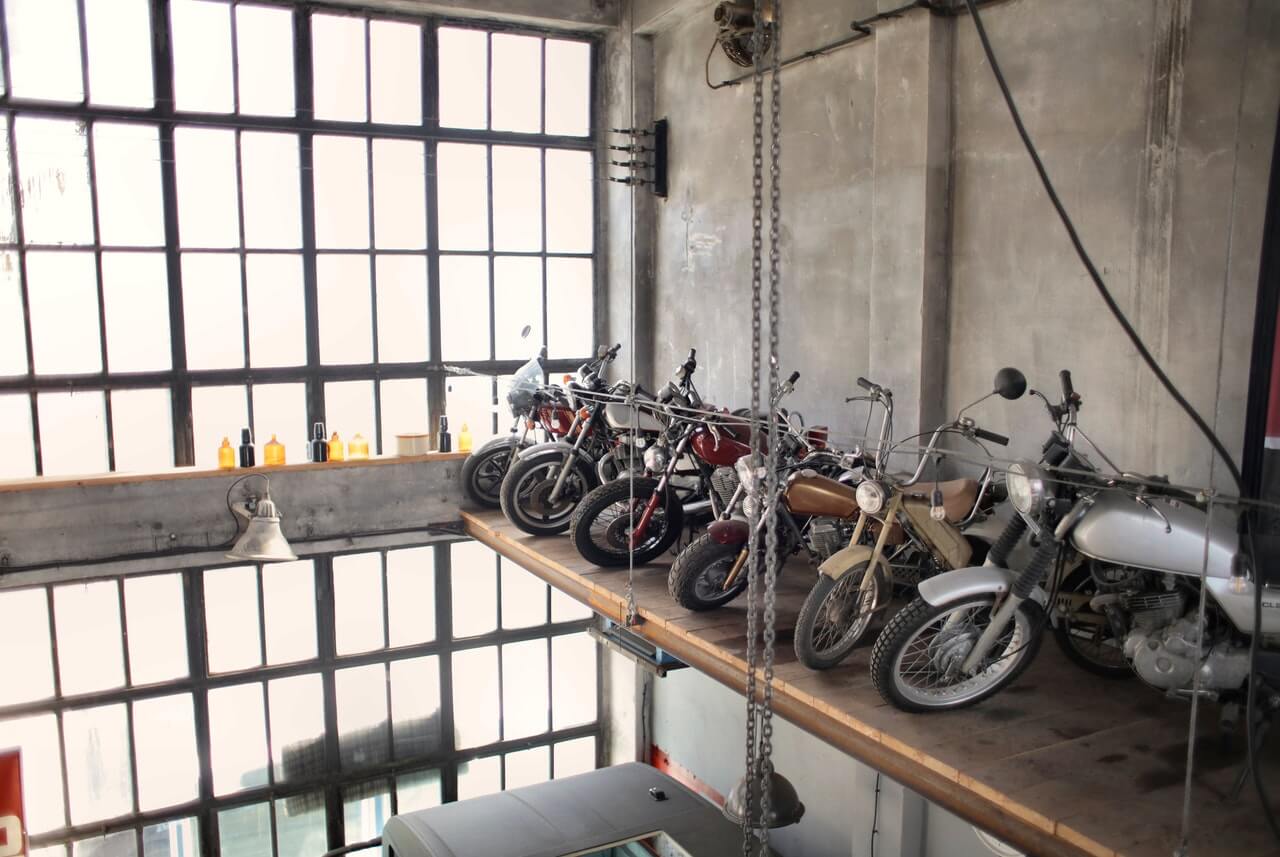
{"left": 461, "top": 439, "right": 524, "bottom": 508}
{"left": 1052, "top": 565, "right": 1132, "bottom": 679}
{"left": 668, "top": 534, "right": 750, "bottom": 611}
{"left": 871, "top": 595, "right": 1044, "bottom": 712}
{"left": 570, "top": 477, "right": 685, "bottom": 567}
{"left": 793, "top": 562, "right": 883, "bottom": 670}
{"left": 499, "top": 453, "right": 595, "bottom": 536}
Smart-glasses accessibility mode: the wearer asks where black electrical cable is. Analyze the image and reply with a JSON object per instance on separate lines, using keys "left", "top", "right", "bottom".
{"left": 319, "top": 838, "right": 381, "bottom": 857}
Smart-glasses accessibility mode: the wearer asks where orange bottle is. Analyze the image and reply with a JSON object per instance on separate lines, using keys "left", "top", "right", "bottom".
{"left": 329, "top": 432, "right": 345, "bottom": 461}
{"left": 217, "top": 437, "right": 236, "bottom": 469}
{"left": 348, "top": 433, "right": 370, "bottom": 460}
{"left": 264, "top": 434, "right": 286, "bottom": 466}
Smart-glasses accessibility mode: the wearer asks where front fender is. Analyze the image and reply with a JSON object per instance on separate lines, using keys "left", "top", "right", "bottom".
{"left": 818, "top": 545, "right": 890, "bottom": 583}
{"left": 474, "top": 434, "right": 529, "bottom": 456}
{"left": 516, "top": 440, "right": 594, "bottom": 468}
{"left": 916, "top": 565, "right": 1046, "bottom": 608}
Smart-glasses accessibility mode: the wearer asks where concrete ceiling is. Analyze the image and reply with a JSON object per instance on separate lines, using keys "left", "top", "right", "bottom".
{"left": 313, "top": 0, "right": 621, "bottom": 30}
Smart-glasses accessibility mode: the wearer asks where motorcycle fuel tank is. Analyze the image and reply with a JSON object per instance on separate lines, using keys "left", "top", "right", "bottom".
{"left": 604, "top": 401, "right": 664, "bottom": 432}
{"left": 1070, "top": 490, "right": 1237, "bottom": 579}
{"left": 690, "top": 425, "right": 751, "bottom": 467}
{"left": 785, "top": 473, "right": 858, "bottom": 519}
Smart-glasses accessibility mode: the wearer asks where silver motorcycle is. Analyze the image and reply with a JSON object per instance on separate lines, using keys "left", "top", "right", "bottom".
{"left": 871, "top": 369, "right": 1269, "bottom": 712}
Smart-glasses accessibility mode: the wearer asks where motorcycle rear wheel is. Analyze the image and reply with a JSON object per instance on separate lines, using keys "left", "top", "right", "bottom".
{"left": 461, "top": 437, "right": 526, "bottom": 508}
{"left": 570, "top": 477, "right": 684, "bottom": 567}
{"left": 1051, "top": 565, "right": 1132, "bottom": 679}
{"left": 668, "top": 533, "right": 750, "bottom": 611}
{"left": 793, "top": 563, "right": 883, "bottom": 670}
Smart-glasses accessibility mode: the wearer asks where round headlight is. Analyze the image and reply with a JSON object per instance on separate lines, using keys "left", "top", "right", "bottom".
{"left": 644, "top": 444, "right": 669, "bottom": 473}
{"left": 735, "top": 456, "right": 762, "bottom": 495}
{"left": 1006, "top": 461, "right": 1047, "bottom": 517}
{"left": 855, "top": 480, "right": 886, "bottom": 515}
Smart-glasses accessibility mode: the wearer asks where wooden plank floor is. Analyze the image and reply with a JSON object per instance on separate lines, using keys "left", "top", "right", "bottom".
{"left": 463, "top": 508, "right": 1280, "bottom": 857}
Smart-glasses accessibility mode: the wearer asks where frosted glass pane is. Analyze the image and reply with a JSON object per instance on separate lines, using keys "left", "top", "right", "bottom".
{"left": 439, "top": 255, "right": 489, "bottom": 361}
{"left": 545, "top": 150, "right": 593, "bottom": 253}
{"left": 217, "top": 803, "right": 271, "bottom": 857}
{"left": 553, "top": 736, "right": 595, "bottom": 778}
{"left": 246, "top": 254, "right": 306, "bottom": 368}
{"left": 317, "top": 253, "right": 372, "bottom": 364}
{"left": 142, "top": 817, "right": 199, "bottom": 857}
{"left": 545, "top": 40, "right": 590, "bottom": 137}
{"left": 26, "top": 251, "right": 101, "bottom": 374}
{"left": 15, "top": 118, "right": 93, "bottom": 245}
{"left": 313, "top": 14, "right": 367, "bottom": 121}
{"left": 208, "top": 683, "right": 269, "bottom": 795}
{"left": 182, "top": 253, "right": 244, "bottom": 370}
{"left": 204, "top": 565, "right": 262, "bottom": 674}
{"left": 262, "top": 560, "right": 317, "bottom": 665}
{"left": 314, "top": 136, "right": 370, "bottom": 249}
{"left": 372, "top": 139, "right": 426, "bottom": 249}
{"left": 276, "top": 793, "right": 325, "bottom": 857}
{"left": 451, "top": 541, "right": 496, "bottom": 638}
{"left": 252, "top": 382, "right": 307, "bottom": 466}
{"left": 191, "top": 385, "right": 248, "bottom": 469}
{"left": 111, "top": 389, "right": 174, "bottom": 474}
{"left": 371, "top": 21, "right": 421, "bottom": 125}
{"left": 343, "top": 781, "right": 390, "bottom": 844}
{"left": 0, "top": 714, "right": 65, "bottom": 833}
{"left": 503, "top": 639, "right": 548, "bottom": 739}
{"left": 5, "top": 0, "right": 82, "bottom": 103}
{"left": 324, "top": 381, "right": 375, "bottom": 445}
{"left": 124, "top": 574, "right": 188, "bottom": 685}
{"left": 241, "top": 132, "right": 302, "bottom": 249}
{"left": 438, "top": 28, "right": 487, "bottom": 130}
{"left": 501, "top": 560, "right": 548, "bottom": 629}
{"left": 38, "top": 392, "right": 108, "bottom": 477}
{"left": 133, "top": 694, "right": 199, "bottom": 811}
{"left": 451, "top": 647, "right": 498, "bottom": 749}
{"left": 390, "top": 656, "right": 441, "bottom": 758}
{"left": 0, "top": 589, "right": 54, "bottom": 705}
{"left": 552, "top": 632, "right": 597, "bottom": 729}
{"left": 493, "top": 147, "right": 542, "bottom": 251}
{"left": 102, "top": 252, "right": 171, "bottom": 372}
{"left": 64, "top": 704, "right": 133, "bottom": 823}
{"left": 74, "top": 832, "right": 135, "bottom": 857}
{"left": 457, "top": 755, "right": 500, "bottom": 799}
{"left": 0, "top": 121, "right": 13, "bottom": 244}
{"left": 379, "top": 378, "right": 428, "bottom": 455}
{"left": 505, "top": 746, "right": 549, "bottom": 790}
{"left": 171, "top": 0, "right": 233, "bottom": 113}
{"left": 0, "top": 254, "right": 23, "bottom": 375}
{"left": 0, "top": 394, "right": 36, "bottom": 479}
{"left": 335, "top": 664, "right": 389, "bottom": 769}
{"left": 269, "top": 674, "right": 324, "bottom": 783}
{"left": 444, "top": 375, "right": 497, "bottom": 448}
{"left": 551, "top": 587, "right": 592, "bottom": 622}
{"left": 85, "top": 0, "right": 154, "bottom": 109}
{"left": 386, "top": 546, "right": 435, "bottom": 647}
{"left": 437, "top": 144, "right": 488, "bottom": 251}
{"left": 237, "top": 4, "right": 295, "bottom": 117}
{"left": 375, "top": 255, "right": 428, "bottom": 363}
{"left": 94, "top": 123, "right": 164, "bottom": 246}
{"left": 491, "top": 34, "right": 541, "bottom": 133}
{"left": 174, "top": 128, "right": 240, "bottom": 248}
{"left": 395, "top": 769, "right": 441, "bottom": 813}
{"left": 333, "top": 552, "right": 384, "bottom": 655}
{"left": 494, "top": 256, "right": 543, "bottom": 360}
{"left": 546, "top": 258, "right": 593, "bottom": 359}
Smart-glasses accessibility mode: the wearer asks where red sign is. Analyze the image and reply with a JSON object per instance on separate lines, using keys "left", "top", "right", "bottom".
{"left": 0, "top": 749, "right": 24, "bottom": 857}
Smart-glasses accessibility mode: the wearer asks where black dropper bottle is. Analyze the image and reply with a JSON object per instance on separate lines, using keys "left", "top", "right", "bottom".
{"left": 238, "top": 428, "right": 256, "bottom": 467}
{"left": 437, "top": 415, "right": 452, "bottom": 452}
{"left": 311, "top": 422, "right": 329, "bottom": 462}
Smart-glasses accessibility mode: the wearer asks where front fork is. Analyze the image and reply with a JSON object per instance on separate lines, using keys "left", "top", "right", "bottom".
{"left": 958, "top": 530, "right": 1058, "bottom": 674}
{"left": 629, "top": 432, "right": 692, "bottom": 548}
{"left": 546, "top": 411, "right": 588, "bottom": 503}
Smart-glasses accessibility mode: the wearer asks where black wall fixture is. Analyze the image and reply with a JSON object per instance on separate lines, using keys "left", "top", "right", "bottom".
{"left": 608, "top": 119, "right": 668, "bottom": 198}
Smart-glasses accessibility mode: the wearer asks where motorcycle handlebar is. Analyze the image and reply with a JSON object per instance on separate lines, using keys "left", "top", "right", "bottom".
{"left": 856, "top": 376, "right": 875, "bottom": 392}
{"left": 787, "top": 370, "right": 800, "bottom": 385}
{"left": 973, "top": 426, "right": 1010, "bottom": 447}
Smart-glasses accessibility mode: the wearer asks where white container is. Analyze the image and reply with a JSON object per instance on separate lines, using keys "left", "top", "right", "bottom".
{"left": 396, "top": 433, "right": 431, "bottom": 456}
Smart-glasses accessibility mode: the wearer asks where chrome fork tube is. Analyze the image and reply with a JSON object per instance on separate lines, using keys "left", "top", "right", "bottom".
{"left": 548, "top": 412, "right": 592, "bottom": 503}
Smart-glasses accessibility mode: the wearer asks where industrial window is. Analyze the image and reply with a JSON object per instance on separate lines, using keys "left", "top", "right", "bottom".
{"left": 0, "top": 0, "right": 597, "bottom": 478}
{"left": 0, "top": 539, "right": 600, "bottom": 856}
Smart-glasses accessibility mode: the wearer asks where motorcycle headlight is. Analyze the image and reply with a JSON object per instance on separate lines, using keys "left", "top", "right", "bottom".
{"left": 1006, "top": 461, "right": 1048, "bottom": 517}
{"left": 855, "top": 480, "right": 886, "bottom": 515}
{"left": 735, "top": 456, "right": 763, "bottom": 496}
{"left": 644, "top": 444, "right": 669, "bottom": 473}
{"left": 742, "top": 494, "right": 759, "bottom": 521}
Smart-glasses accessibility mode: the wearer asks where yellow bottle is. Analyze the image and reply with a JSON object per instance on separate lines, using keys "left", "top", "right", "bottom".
{"left": 458, "top": 422, "right": 473, "bottom": 453}
{"left": 217, "top": 437, "right": 236, "bottom": 469}
{"left": 348, "top": 433, "right": 370, "bottom": 460}
{"left": 329, "top": 432, "right": 345, "bottom": 461}
{"left": 264, "top": 434, "right": 286, "bottom": 466}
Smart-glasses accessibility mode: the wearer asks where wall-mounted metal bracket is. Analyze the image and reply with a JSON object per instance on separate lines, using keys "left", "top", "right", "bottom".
{"left": 589, "top": 618, "right": 687, "bottom": 677}
{"left": 607, "top": 120, "right": 668, "bottom": 199}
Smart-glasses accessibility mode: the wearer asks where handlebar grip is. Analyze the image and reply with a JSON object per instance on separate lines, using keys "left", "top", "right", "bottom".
{"left": 856, "top": 376, "right": 874, "bottom": 391}
{"left": 1059, "top": 369, "right": 1074, "bottom": 401}
{"left": 787, "top": 371, "right": 800, "bottom": 385}
{"left": 974, "top": 427, "right": 1010, "bottom": 447}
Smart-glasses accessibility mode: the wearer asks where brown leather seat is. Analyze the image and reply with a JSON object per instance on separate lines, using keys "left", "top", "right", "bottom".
{"left": 907, "top": 478, "right": 978, "bottom": 523}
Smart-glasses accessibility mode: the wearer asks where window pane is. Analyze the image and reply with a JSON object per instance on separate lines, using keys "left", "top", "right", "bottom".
{"left": 175, "top": 127, "right": 240, "bottom": 248}
{"left": 390, "top": 656, "right": 441, "bottom": 758}
{"left": 54, "top": 580, "right": 124, "bottom": 694}
{"left": 269, "top": 674, "right": 325, "bottom": 784}
{"left": 324, "top": 381, "right": 375, "bottom": 446}
{"left": 0, "top": 253, "right": 24, "bottom": 375}
{"left": 85, "top": 0, "right": 154, "bottom": 109}
{"left": 204, "top": 566, "right": 262, "bottom": 674}
{"left": 551, "top": 587, "right": 592, "bottom": 622}
{"left": 333, "top": 552, "right": 385, "bottom": 654}
{"left": 451, "top": 541, "right": 497, "bottom": 637}
{"left": 439, "top": 255, "right": 490, "bottom": 362}
{"left": 0, "top": 121, "right": 15, "bottom": 243}
{"left": 375, "top": 255, "right": 428, "bottom": 363}
{"left": 438, "top": 28, "right": 487, "bottom": 130}
{"left": 395, "top": 769, "right": 441, "bottom": 813}
{"left": 263, "top": 560, "right": 317, "bottom": 665}
{"left": 241, "top": 132, "right": 302, "bottom": 249}
{"left": 502, "top": 561, "right": 548, "bottom": 629}
{"left": 314, "top": 135, "right": 370, "bottom": 248}
{"left": 171, "top": 0, "right": 234, "bottom": 113}
{"left": 142, "top": 817, "right": 200, "bottom": 857}
{"left": 191, "top": 385, "right": 248, "bottom": 469}
{"left": 493, "top": 147, "right": 542, "bottom": 251}
{"left": 343, "top": 781, "right": 391, "bottom": 844}
{"left": 545, "top": 149, "right": 593, "bottom": 253}
{"left": 372, "top": 139, "right": 426, "bottom": 250}
{"left": 494, "top": 256, "right": 543, "bottom": 361}
{"left": 335, "top": 663, "right": 390, "bottom": 769}
{"left": 0, "top": 714, "right": 65, "bottom": 834}
{"left": 503, "top": 639, "right": 548, "bottom": 739}
{"left": 370, "top": 21, "right": 421, "bottom": 125}
{"left": 445, "top": 375, "right": 497, "bottom": 449}
{"left": 26, "top": 251, "right": 100, "bottom": 374}
{"left": 451, "top": 647, "right": 498, "bottom": 749}
{"left": 387, "top": 547, "right": 435, "bottom": 646}
{"left": 15, "top": 118, "right": 93, "bottom": 245}
{"left": 217, "top": 802, "right": 271, "bottom": 857}
{"left": 437, "top": 144, "right": 488, "bottom": 251}
{"left": 313, "top": 14, "right": 367, "bottom": 122}
{"left": 379, "top": 378, "right": 428, "bottom": 455}
{"left": 5, "top": 0, "right": 82, "bottom": 103}
{"left": 124, "top": 574, "right": 188, "bottom": 684}
{"left": 111, "top": 389, "right": 174, "bottom": 473}
{"left": 456, "top": 755, "right": 501, "bottom": 799}
{"left": 491, "top": 34, "right": 541, "bottom": 133}
{"left": 252, "top": 382, "right": 307, "bottom": 466}
{"left": 318, "top": 254, "right": 373, "bottom": 364}
{"left": 276, "top": 793, "right": 326, "bottom": 857}
{"left": 0, "top": 394, "right": 36, "bottom": 479}
{"left": 94, "top": 123, "right": 164, "bottom": 246}
{"left": 552, "top": 632, "right": 597, "bottom": 729}
{"left": 64, "top": 703, "right": 133, "bottom": 824}
{"left": 182, "top": 253, "right": 244, "bottom": 370}
{"left": 0, "top": 589, "right": 54, "bottom": 705}
{"left": 246, "top": 254, "right": 306, "bottom": 368}
{"left": 505, "top": 745, "right": 550, "bottom": 790}
{"left": 208, "top": 683, "right": 269, "bottom": 795}
{"left": 545, "top": 40, "right": 590, "bottom": 137}
{"left": 546, "top": 258, "right": 593, "bottom": 359}
{"left": 37, "top": 392, "right": 107, "bottom": 476}
{"left": 133, "top": 694, "right": 199, "bottom": 811}
{"left": 553, "top": 736, "right": 595, "bottom": 779}
{"left": 102, "top": 252, "right": 171, "bottom": 372}
{"left": 73, "top": 832, "right": 136, "bottom": 857}
{"left": 237, "top": 4, "right": 295, "bottom": 117}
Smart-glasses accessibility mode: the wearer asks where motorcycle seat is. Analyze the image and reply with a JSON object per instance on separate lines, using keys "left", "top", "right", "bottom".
{"left": 906, "top": 478, "right": 978, "bottom": 523}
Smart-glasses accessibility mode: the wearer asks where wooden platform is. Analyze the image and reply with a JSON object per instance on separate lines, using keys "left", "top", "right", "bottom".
{"left": 463, "top": 508, "right": 1280, "bottom": 857}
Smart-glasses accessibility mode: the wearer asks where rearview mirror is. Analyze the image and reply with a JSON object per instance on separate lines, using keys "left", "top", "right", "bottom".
{"left": 994, "top": 367, "right": 1027, "bottom": 400}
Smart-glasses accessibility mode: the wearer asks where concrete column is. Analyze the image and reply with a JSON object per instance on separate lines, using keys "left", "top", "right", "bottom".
{"left": 867, "top": 9, "right": 954, "bottom": 438}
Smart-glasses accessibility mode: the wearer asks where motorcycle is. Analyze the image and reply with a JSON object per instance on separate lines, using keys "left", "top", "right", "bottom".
{"left": 870, "top": 369, "right": 1239, "bottom": 712}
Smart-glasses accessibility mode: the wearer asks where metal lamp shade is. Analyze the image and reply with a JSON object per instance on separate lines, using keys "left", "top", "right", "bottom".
{"left": 722, "top": 766, "right": 805, "bottom": 830}
{"left": 227, "top": 498, "right": 297, "bottom": 562}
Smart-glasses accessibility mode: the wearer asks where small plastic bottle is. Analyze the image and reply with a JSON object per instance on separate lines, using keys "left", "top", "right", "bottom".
{"left": 264, "top": 434, "right": 286, "bottom": 466}
{"left": 348, "top": 433, "right": 370, "bottom": 460}
{"left": 458, "top": 422, "right": 473, "bottom": 453}
{"left": 329, "top": 432, "right": 345, "bottom": 461}
{"left": 310, "top": 422, "right": 329, "bottom": 463}
{"left": 437, "top": 415, "right": 452, "bottom": 453}
{"left": 217, "top": 437, "right": 236, "bottom": 469}
{"left": 238, "top": 428, "right": 256, "bottom": 467}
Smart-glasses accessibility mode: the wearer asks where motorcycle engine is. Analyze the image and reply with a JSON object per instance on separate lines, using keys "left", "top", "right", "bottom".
{"left": 1124, "top": 614, "right": 1251, "bottom": 693}
{"left": 808, "top": 518, "right": 848, "bottom": 561}
{"left": 710, "top": 466, "right": 740, "bottom": 513}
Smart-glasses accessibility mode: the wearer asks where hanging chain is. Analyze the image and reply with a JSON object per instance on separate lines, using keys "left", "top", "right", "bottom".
{"left": 624, "top": 2, "right": 639, "bottom": 629}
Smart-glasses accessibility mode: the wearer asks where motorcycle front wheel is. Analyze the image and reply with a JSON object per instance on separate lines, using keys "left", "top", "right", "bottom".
{"left": 570, "top": 477, "right": 684, "bottom": 567}
{"left": 870, "top": 594, "right": 1044, "bottom": 712}
{"left": 668, "top": 533, "right": 750, "bottom": 611}
{"left": 793, "top": 562, "right": 883, "bottom": 670}
{"left": 461, "top": 437, "right": 527, "bottom": 508}
{"left": 499, "top": 452, "right": 597, "bottom": 536}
